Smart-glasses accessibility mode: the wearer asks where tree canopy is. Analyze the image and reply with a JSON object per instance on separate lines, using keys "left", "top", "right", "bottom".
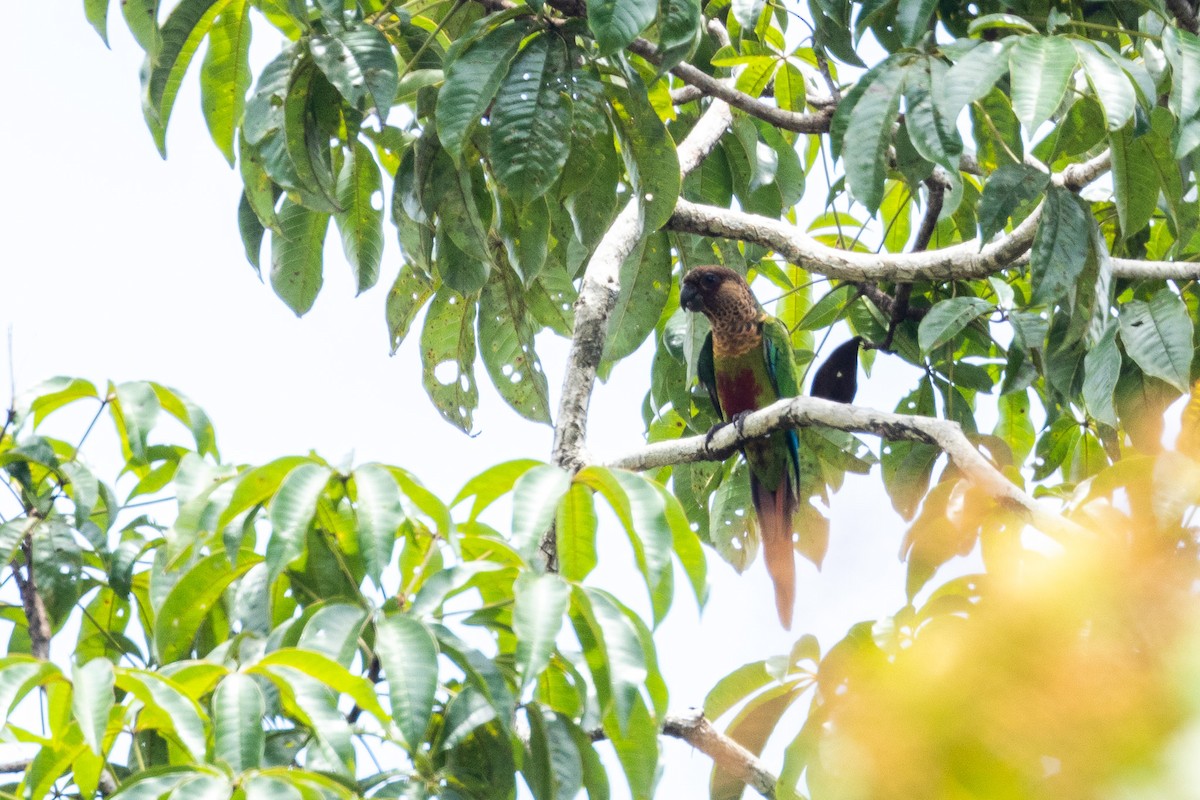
{"left": 6, "top": 0, "right": 1200, "bottom": 797}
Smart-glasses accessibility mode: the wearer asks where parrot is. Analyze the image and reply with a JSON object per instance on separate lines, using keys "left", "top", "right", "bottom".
{"left": 679, "top": 265, "right": 859, "bottom": 629}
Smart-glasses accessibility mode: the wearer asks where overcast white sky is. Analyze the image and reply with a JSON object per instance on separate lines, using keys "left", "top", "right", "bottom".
{"left": 0, "top": 6, "right": 927, "bottom": 796}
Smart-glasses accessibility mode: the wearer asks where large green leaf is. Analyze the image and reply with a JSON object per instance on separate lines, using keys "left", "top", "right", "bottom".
{"left": 1164, "top": 27, "right": 1200, "bottom": 158}
{"left": 385, "top": 265, "right": 435, "bottom": 353}
{"left": 334, "top": 142, "right": 385, "bottom": 294}
{"left": 511, "top": 465, "right": 572, "bottom": 561}
{"left": 657, "top": 0, "right": 700, "bottom": 73}
{"left": 601, "top": 232, "right": 672, "bottom": 369}
{"left": 1074, "top": 39, "right": 1134, "bottom": 131}
{"left": 896, "top": 0, "right": 936, "bottom": 46}
{"left": 375, "top": 616, "right": 440, "bottom": 752}
{"left": 1119, "top": 289, "right": 1195, "bottom": 393}
{"left": 1109, "top": 121, "right": 1162, "bottom": 239}
{"left": 943, "top": 40, "right": 1011, "bottom": 117}
{"left": 309, "top": 24, "right": 399, "bottom": 118}
{"left": 419, "top": 287, "right": 479, "bottom": 433}
{"left": 266, "top": 462, "right": 333, "bottom": 579}
{"left": 282, "top": 62, "right": 339, "bottom": 210}
{"left": 977, "top": 163, "right": 1049, "bottom": 243}
{"left": 199, "top": 0, "right": 251, "bottom": 164}
{"left": 155, "top": 550, "right": 262, "bottom": 661}
{"left": 588, "top": 0, "right": 656, "bottom": 54}
{"left": 1030, "top": 186, "right": 1090, "bottom": 306}
{"left": 1082, "top": 322, "right": 1120, "bottom": 428}
{"left": 72, "top": 659, "right": 115, "bottom": 755}
{"left": 839, "top": 57, "right": 905, "bottom": 214}
{"left": 212, "top": 673, "right": 266, "bottom": 773}
{"left": 353, "top": 464, "right": 404, "bottom": 588}
{"left": 904, "top": 56, "right": 962, "bottom": 175}
{"left": 1008, "top": 35, "right": 1077, "bottom": 134}
{"left": 479, "top": 268, "right": 552, "bottom": 423}
{"left": 490, "top": 34, "right": 574, "bottom": 208}
{"left": 918, "top": 296, "right": 993, "bottom": 354}
{"left": 145, "top": 0, "right": 237, "bottom": 155}
{"left": 436, "top": 21, "right": 529, "bottom": 164}
{"left": 116, "top": 669, "right": 209, "bottom": 758}
{"left": 514, "top": 573, "right": 570, "bottom": 690}
{"left": 556, "top": 482, "right": 599, "bottom": 582}
{"left": 270, "top": 199, "right": 330, "bottom": 316}
{"left": 606, "top": 73, "right": 681, "bottom": 232}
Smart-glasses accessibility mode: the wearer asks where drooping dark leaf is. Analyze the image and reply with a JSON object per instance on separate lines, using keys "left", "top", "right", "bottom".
{"left": 1030, "top": 186, "right": 1090, "bottom": 306}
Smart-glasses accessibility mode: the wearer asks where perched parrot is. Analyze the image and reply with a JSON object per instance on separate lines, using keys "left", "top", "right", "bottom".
{"left": 680, "top": 265, "right": 859, "bottom": 629}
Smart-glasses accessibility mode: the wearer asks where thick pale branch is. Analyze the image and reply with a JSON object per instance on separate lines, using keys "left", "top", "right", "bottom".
{"left": 604, "top": 395, "right": 1090, "bottom": 540}
{"left": 589, "top": 710, "right": 779, "bottom": 799}
{"left": 666, "top": 152, "right": 1200, "bottom": 283}
{"left": 551, "top": 99, "right": 734, "bottom": 474}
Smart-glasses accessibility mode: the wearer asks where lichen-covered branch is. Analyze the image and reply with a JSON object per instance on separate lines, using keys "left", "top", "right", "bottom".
{"left": 13, "top": 523, "right": 51, "bottom": 660}
{"left": 603, "top": 395, "right": 1091, "bottom": 541}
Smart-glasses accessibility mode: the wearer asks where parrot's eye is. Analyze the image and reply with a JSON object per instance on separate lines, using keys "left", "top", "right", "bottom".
{"left": 701, "top": 273, "right": 719, "bottom": 287}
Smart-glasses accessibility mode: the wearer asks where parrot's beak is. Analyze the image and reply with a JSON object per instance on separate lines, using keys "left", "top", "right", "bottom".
{"left": 680, "top": 283, "right": 701, "bottom": 312}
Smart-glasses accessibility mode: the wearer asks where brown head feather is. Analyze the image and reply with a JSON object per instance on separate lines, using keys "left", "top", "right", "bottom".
{"left": 680, "top": 266, "right": 764, "bottom": 355}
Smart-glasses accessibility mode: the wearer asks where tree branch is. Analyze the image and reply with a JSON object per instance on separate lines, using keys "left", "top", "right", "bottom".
{"left": 13, "top": 523, "right": 51, "bottom": 660}
{"left": 603, "top": 395, "right": 1091, "bottom": 541}
{"left": 590, "top": 709, "right": 780, "bottom": 799}
{"left": 665, "top": 152, "right": 1200, "bottom": 283}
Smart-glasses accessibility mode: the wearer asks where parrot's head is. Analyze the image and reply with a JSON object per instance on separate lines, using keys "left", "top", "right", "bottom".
{"left": 680, "top": 266, "right": 758, "bottom": 325}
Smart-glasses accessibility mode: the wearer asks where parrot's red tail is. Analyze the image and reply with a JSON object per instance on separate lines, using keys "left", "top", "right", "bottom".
{"left": 752, "top": 476, "right": 796, "bottom": 629}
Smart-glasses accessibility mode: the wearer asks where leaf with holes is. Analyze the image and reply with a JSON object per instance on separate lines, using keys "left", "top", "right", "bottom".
{"left": 420, "top": 288, "right": 479, "bottom": 433}
{"left": 479, "top": 268, "right": 552, "bottom": 424}
{"left": 490, "top": 35, "right": 574, "bottom": 208}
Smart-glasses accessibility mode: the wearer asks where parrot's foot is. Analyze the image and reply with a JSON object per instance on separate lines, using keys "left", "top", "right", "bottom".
{"left": 703, "top": 421, "right": 731, "bottom": 454}
{"left": 704, "top": 412, "right": 753, "bottom": 454}
{"left": 731, "top": 410, "right": 752, "bottom": 437}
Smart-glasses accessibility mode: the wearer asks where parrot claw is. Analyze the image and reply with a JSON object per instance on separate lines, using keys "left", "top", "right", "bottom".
{"left": 703, "top": 421, "right": 731, "bottom": 454}
{"left": 731, "top": 411, "right": 752, "bottom": 437}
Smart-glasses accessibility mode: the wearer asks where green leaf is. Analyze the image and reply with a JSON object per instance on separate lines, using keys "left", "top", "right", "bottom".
{"left": 994, "top": 389, "right": 1035, "bottom": 465}
{"left": 282, "top": 63, "right": 339, "bottom": 209}
{"left": 256, "top": 648, "right": 387, "bottom": 722}
{"left": 239, "top": 192, "right": 267, "bottom": 271}
{"left": 200, "top": 0, "right": 252, "bottom": 164}
{"left": 1163, "top": 27, "right": 1200, "bottom": 158}
{"left": 1109, "top": 121, "right": 1161, "bottom": 239}
{"left": 270, "top": 198, "right": 330, "bottom": 316}
{"left": 1082, "top": 322, "right": 1120, "bottom": 428}
{"left": 479, "top": 268, "right": 553, "bottom": 423}
{"left": 606, "top": 73, "right": 681, "bottom": 232}
{"left": 419, "top": 287, "right": 479, "bottom": 433}
{"left": 840, "top": 57, "right": 905, "bottom": 214}
{"left": 943, "top": 41, "right": 1010, "bottom": 118}
{"left": 156, "top": 551, "right": 262, "bottom": 661}
{"left": 122, "top": 0, "right": 161, "bottom": 56}
{"left": 1008, "top": 35, "right": 1077, "bottom": 134}
{"left": 116, "top": 669, "right": 209, "bottom": 758}
{"left": 588, "top": 0, "right": 656, "bottom": 54}
{"left": 918, "top": 296, "right": 992, "bottom": 354}
{"left": 437, "top": 21, "right": 529, "bottom": 164}
{"left": 703, "top": 660, "right": 771, "bottom": 720}
{"left": 1074, "top": 39, "right": 1134, "bottom": 131}
{"left": 657, "top": 483, "right": 708, "bottom": 608}
{"left": 243, "top": 49, "right": 291, "bottom": 146}
{"left": 145, "top": 0, "right": 237, "bottom": 155}
{"left": 266, "top": 463, "right": 333, "bottom": 579}
{"left": 904, "top": 57, "right": 962, "bottom": 175}
{"left": 556, "top": 482, "right": 599, "bottom": 582}
{"left": 896, "top": 0, "right": 936, "bottom": 47}
{"left": 212, "top": 673, "right": 265, "bottom": 773}
{"left": 85, "top": 0, "right": 111, "bottom": 46}
{"left": 452, "top": 459, "right": 542, "bottom": 518}
{"left": 72, "top": 659, "right": 115, "bottom": 754}
{"left": 977, "top": 163, "right": 1049, "bottom": 243}
{"left": 514, "top": 573, "right": 570, "bottom": 690}
{"left": 601, "top": 232, "right": 672, "bottom": 368}
{"left": 570, "top": 588, "right": 647, "bottom": 734}
{"left": 710, "top": 683, "right": 805, "bottom": 800}
{"left": 112, "top": 380, "right": 161, "bottom": 465}
{"left": 217, "top": 455, "right": 314, "bottom": 530}
{"left": 490, "top": 34, "right": 574, "bottom": 208}
{"left": 386, "top": 265, "right": 435, "bottom": 353}
{"left": 1031, "top": 186, "right": 1090, "bottom": 306}
{"left": 511, "top": 465, "right": 572, "bottom": 561}
{"left": 335, "top": 141, "right": 385, "bottom": 294}
{"left": 710, "top": 460, "right": 756, "bottom": 573}
{"left": 354, "top": 464, "right": 404, "bottom": 588}
{"left": 1119, "top": 290, "right": 1195, "bottom": 393}
{"left": 309, "top": 24, "right": 399, "bottom": 118}
{"left": 375, "top": 616, "right": 439, "bottom": 752}
{"left": 657, "top": 0, "right": 700, "bottom": 73}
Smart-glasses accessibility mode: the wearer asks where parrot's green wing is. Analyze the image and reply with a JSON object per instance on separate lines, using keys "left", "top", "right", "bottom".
{"left": 697, "top": 331, "right": 722, "bottom": 418}
{"left": 761, "top": 317, "right": 801, "bottom": 400}
{"left": 761, "top": 316, "right": 801, "bottom": 486}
